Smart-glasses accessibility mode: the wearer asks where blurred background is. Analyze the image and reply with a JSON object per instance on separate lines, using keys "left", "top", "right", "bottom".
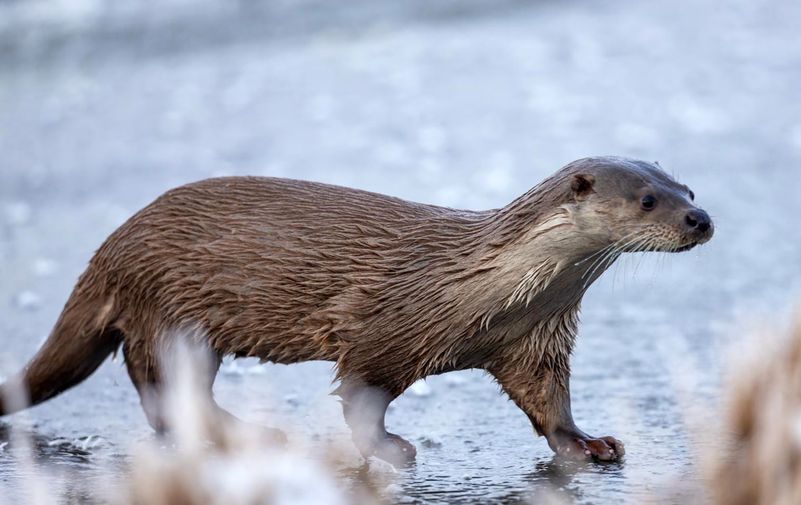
{"left": 1, "top": 0, "right": 801, "bottom": 503}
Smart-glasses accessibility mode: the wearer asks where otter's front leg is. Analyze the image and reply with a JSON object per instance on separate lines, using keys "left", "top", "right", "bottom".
{"left": 336, "top": 382, "right": 417, "bottom": 467}
{"left": 491, "top": 362, "right": 625, "bottom": 462}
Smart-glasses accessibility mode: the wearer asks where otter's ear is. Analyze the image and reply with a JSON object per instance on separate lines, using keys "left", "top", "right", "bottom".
{"left": 571, "top": 174, "right": 596, "bottom": 201}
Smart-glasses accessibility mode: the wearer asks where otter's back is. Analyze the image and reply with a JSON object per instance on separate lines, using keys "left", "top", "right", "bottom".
{"left": 92, "top": 176, "right": 479, "bottom": 362}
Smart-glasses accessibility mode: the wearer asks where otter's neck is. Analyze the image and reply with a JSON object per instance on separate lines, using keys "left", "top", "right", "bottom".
{"left": 441, "top": 204, "right": 616, "bottom": 343}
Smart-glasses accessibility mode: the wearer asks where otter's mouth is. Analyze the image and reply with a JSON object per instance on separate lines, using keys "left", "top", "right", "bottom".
{"left": 672, "top": 242, "right": 698, "bottom": 253}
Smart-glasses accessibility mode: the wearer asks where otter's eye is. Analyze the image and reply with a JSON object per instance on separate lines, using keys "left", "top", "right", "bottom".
{"left": 641, "top": 195, "right": 657, "bottom": 210}
{"left": 689, "top": 190, "right": 695, "bottom": 201}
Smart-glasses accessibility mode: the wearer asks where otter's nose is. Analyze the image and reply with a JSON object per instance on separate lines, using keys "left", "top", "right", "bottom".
{"left": 685, "top": 209, "right": 712, "bottom": 233}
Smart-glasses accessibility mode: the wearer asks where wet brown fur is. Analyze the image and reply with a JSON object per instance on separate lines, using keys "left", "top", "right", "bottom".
{"left": 0, "top": 156, "right": 713, "bottom": 462}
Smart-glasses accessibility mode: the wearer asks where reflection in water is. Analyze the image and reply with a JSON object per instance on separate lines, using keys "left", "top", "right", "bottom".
{"left": 0, "top": 428, "right": 624, "bottom": 505}
{"left": 0, "top": 422, "right": 92, "bottom": 464}
{"left": 525, "top": 458, "right": 626, "bottom": 504}
{"left": 0, "top": 422, "right": 128, "bottom": 504}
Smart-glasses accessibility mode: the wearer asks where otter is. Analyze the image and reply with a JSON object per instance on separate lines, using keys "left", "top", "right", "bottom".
{"left": 0, "top": 156, "right": 713, "bottom": 464}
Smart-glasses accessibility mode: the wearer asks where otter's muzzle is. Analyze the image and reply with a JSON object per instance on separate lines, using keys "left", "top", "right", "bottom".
{"left": 684, "top": 208, "right": 714, "bottom": 243}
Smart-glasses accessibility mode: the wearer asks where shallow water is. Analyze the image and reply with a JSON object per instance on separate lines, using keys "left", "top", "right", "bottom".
{"left": 2, "top": 0, "right": 801, "bottom": 503}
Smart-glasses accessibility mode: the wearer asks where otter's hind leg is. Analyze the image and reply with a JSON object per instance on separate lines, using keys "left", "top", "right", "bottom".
{"left": 122, "top": 341, "right": 227, "bottom": 434}
{"left": 202, "top": 359, "right": 287, "bottom": 445}
{"left": 337, "top": 382, "right": 416, "bottom": 467}
{"left": 122, "top": 340, "right": 168, "bottom": 432}
{"left": 124, "top": 342, "right": 285, "bottom": 444}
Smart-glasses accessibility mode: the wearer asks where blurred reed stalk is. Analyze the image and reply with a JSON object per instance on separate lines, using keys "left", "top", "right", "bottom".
{"left": 709, "top": 313, "right": 801, "bottom": 505}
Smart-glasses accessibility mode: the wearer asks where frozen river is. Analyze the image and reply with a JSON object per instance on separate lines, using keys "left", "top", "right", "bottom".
{"left": 2, "top": 0, "right": 801, "bottom": 503}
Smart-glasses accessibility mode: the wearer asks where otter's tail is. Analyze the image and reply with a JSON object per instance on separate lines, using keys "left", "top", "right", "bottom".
{"left": 0, "top": 289, "right": 122, "bottom": 415}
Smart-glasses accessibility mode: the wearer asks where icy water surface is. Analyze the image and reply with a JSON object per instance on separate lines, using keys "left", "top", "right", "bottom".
{"left": 2, "top": 0, "right": 801, "bottom": 503}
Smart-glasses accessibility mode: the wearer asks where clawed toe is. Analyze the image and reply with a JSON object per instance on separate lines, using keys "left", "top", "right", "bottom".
{"left": 583, "top": 437, "right": 622, "bottom": 462}
{"left": 600, "top": 436, "right": 625, "bottom": 458}
{"left": 370, "top": 433, "right": 417, "bottom": 467}
{"left": 553, "top": 433, "right": 625, "bottom": 463}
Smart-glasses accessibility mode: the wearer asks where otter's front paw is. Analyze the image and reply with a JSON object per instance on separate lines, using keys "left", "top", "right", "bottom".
{"left": 371, "top": 433, "right": 417, "bottom": 467}
{"left": 553, "top": 434, "right": 625, "bottom": 462}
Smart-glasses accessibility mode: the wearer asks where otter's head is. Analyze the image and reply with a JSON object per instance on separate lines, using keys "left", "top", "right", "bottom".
{"left": 566, "top": 157, "right": 714, "bottom": 253}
